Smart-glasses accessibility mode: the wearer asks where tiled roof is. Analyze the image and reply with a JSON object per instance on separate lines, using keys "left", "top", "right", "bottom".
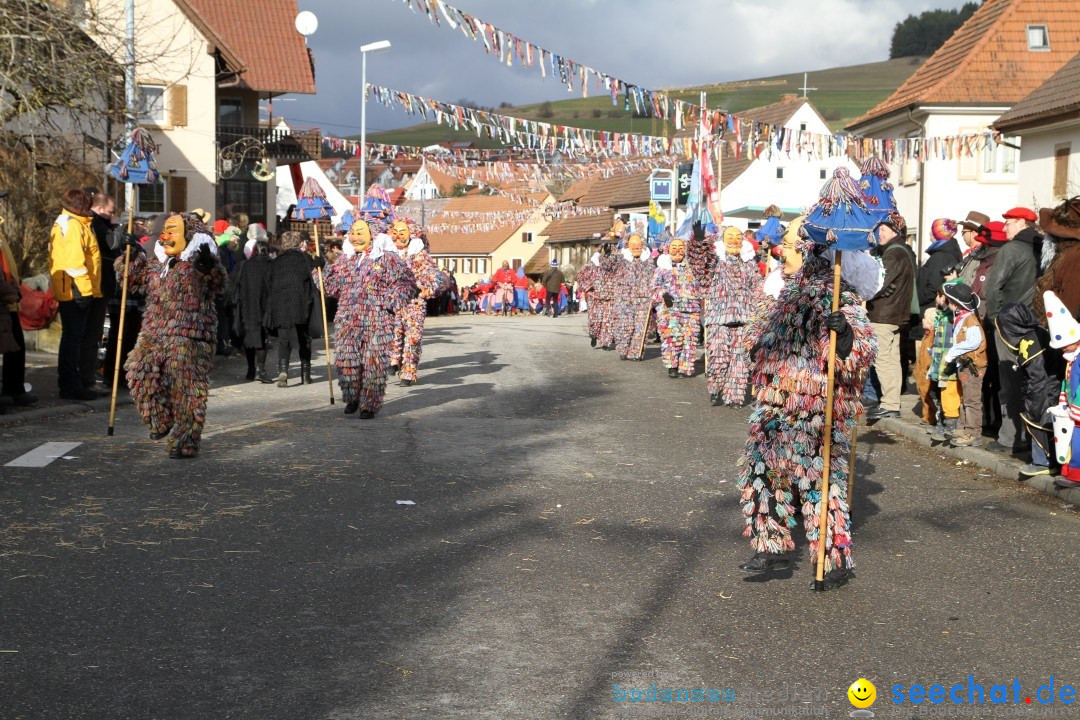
{"left": 175, "top": 0, "right": 316, "bottom": 95}
{"left": 577, "top": 171, "right": 651, "bottom": 209}
{"left": 849, "top": 0, "right": 1080, "bottom": 129}
{"left": 995, "top": 50, "right": 1080, "bottom": 130}
{"left": 540, "top": 212, "right": 616, "bottom": 244}
{"left": 424, "top": 194, "right": 545, "bottom": 255}
{"left": 559, "top": 176, "right": 601, "bottom": 202}
{"left": 523, "top": 245, "right": 551, "bottom": 275}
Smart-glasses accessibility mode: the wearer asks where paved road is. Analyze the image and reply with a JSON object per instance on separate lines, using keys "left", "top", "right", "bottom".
{"left": 1, "top": 314, "right": 1076, "bottom": 719}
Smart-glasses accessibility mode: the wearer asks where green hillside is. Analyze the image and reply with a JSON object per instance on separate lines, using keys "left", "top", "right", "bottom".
{"left": 367, "top": 56, "right": 924, "bottom": 148}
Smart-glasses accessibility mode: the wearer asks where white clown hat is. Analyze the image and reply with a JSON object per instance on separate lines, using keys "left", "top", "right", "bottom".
{"left": 1044, "top": 291, "right": 1080, "bottom": 349}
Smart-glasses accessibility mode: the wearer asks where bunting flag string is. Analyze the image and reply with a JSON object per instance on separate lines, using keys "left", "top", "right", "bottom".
{"left": 417, "top": 204, "right": 609, "bottom": 236}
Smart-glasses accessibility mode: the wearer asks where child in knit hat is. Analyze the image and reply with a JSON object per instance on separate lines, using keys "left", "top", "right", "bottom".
{"left": 941, "top": 282, "right": 988, "bottom": 447}
{"left": 922, "top": 285, "right": 963, "bottom": 441}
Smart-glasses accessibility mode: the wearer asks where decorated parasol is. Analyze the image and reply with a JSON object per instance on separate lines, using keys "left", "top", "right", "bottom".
{"left": 857, "top": 156, "right": 897, "bottom": 226}
{"left": 293, "top": 177, "right": 337, "bottom": 405}
{"left": 106, "top": 128, "right": 160, "bottom": 437}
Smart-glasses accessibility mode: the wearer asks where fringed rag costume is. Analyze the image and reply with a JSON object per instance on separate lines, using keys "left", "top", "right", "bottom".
{"left": 650, "top": 243, "right": 702, "bottom": 376}
{"left": 737, "top": 253, "right": 876, "bottom": 572}
{"left": 391, "top": 239, "right": 448, "bottom": 383}
{"left": 121, "top": 219, "right": 226, "bottom": 457}
{"left": 690, "top": 228, "right": 763, "bottom": 404}
{"left": 577, "top": 252, "right": 620, "bottom": 347}
{"left": 613, "top": 247, "right": 656, "bottom": 360}
{"left": 323, "top": 234, "right": 417, "bottom": 415}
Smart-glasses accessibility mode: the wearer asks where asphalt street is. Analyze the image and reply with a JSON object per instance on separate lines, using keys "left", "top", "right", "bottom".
{"left": 1, "top": 314, "right": 1076, "bottom": 720}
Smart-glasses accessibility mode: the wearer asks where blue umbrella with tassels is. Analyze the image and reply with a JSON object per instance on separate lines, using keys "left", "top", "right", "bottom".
{"left": 293, "top": 177, "right": 336, "bottom": 405}
{"left": 106, "top": 128, "right": 161, "bottom": 436}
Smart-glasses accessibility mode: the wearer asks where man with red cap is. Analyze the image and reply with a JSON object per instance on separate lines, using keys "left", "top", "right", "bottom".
{"left": 985, "top": 207, "right": 1041, "bottom": 456}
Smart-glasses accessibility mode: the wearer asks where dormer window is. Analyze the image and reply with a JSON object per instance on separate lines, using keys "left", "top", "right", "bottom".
{"left": 1027, "top": 25, "right": 1049, "bottom": 51}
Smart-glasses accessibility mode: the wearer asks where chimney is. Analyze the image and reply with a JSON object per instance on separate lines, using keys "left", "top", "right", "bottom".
{"left": 780, "top": 93, "right": 799, "bottom": 103}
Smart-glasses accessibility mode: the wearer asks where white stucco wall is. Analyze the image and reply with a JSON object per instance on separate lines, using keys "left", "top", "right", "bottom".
{"left": 864, "top": 108, "right": 1018, "bottom": 258}
{"left": 721, "top": 103, "right": 859, "bottom": 230}
{"left": 1013, "top": 122, "right": 1080, "bottom": 210}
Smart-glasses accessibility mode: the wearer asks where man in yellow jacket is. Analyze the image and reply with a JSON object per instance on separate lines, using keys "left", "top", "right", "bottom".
{"left": 49, "top": 188, "right": 101, "bottom": 401}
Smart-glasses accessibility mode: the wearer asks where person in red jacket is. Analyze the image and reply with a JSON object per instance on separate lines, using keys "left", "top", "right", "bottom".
{"left": 491, "top": 261, "right": 516, "bottom": 316}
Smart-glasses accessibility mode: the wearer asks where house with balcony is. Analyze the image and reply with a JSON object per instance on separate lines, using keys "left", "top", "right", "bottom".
{"left": 88, "top": 0, "right": 317, "bottom": 228}
{"left": 846, "top": 0, "right": 1080, "bottom": 255}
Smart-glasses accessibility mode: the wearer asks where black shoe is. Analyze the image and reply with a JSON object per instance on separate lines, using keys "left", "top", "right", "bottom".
{"left": 984, "top": 440, "right": 1011, "bottom": 454}
{"left": 590, "top": 337, "right": 597, "bottom": 348}
{"left": 618, "top": 354, "right": 627, "bottom": 361}
{"left": 300, "top": 361, "right": 313, "bottom": 385}
{"left": 668, "top": 368, "right": 678, "bottom": 378}
{"left": 359, "top": 409, "right": 375, "bottom": 419}
{"left": 390, "top": 364, "right": 400, "bottom": 374}
{"left": 740, "top": 552, "right": 791, "bottom": 572}
{"left": 59, "top": 388, "right": 99, "bottom": 402}
{"left": 168, "top": 447, "right": 197, "bottom": 459}
{"left": 344, "top": 402, "right": 359, "bottom": 415}
{"left": 276, "top": 360, "right": 289, "bottom": 388}
{"left": 245, "top": 367, "right": 256, "bottom": 381}
{"left": 10, "top": 392, "right": 38, "bottom": 407}
{"left": 867, "top": 408, "right": 899, "bottom": 420}
{"left": 813, "top": 567, "right": 854, "bottom": 591}
{"left": 710, "top": 393, "right": 722, "bottom": 406}
{"left": 401, "top": 379, "right": 414, "bottom": 387}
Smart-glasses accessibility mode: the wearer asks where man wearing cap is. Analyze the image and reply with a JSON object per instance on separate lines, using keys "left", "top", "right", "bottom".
{"left": 985, "top": 207, "right": 1040, "bottom": 455}
{"left": 866, "top": 211, "right": 915, "bottom": 420}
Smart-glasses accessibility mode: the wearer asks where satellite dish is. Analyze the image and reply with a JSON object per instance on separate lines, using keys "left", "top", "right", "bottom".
{"left": 295, "top": 10, "right": 318, "bottom": 37}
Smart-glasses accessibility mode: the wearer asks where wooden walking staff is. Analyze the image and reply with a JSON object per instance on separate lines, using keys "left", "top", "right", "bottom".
{"left": 106, "top": 128, "right": 161, "bottom": 436}
{"left": 293, "top": 177, "right": 336, "bottom": 405}
{"left": 814, "top": 252, "right": 843, "bottom": 590}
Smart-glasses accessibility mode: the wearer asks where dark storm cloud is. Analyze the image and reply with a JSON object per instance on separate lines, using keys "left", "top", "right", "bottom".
{"left": 281, "top": 0, "right": 973, "bottom": 136}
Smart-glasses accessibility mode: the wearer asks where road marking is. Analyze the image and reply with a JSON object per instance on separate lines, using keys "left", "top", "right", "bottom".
{"left": 5, "top": 441, "right": 83, "bottom": 468}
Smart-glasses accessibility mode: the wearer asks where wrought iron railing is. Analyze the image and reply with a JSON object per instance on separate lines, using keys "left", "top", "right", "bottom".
{"left": 217, "top": 125, "right": 321, "bottom": 163}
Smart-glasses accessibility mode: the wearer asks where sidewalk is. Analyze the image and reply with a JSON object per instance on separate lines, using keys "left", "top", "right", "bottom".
{"left": 0, "top": 351, "right": 134, "bottom": 425}
{"left": 867, "top": 388, "right": 1080, "bottom": 505}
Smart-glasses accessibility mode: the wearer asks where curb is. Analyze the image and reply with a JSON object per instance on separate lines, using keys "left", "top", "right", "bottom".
{"left": 0, "top": 396, "right": 133, "bottom": 426}
{"left": 873, "top": 416, "right": 1080, "bottom": 506}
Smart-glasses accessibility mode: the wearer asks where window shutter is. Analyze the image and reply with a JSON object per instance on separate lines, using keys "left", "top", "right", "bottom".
{"left": 169, "top": 176, "right": 187, "bottom": 213}
{"left": 170, "top": 85, "right": 188, "bottom": 127}
{"left": 1054, "top": 145, "right": 1071, "bottom": 198}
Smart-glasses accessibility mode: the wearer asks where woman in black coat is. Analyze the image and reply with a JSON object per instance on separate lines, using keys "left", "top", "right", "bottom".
{"left": 917, "top": 220, "right": 964, "bottom": 315}
{"left": 265, "top": 230, "right": 322, "bottom": 387}
{"left": 232, "top": 240, "right": 272, "bottom": 382}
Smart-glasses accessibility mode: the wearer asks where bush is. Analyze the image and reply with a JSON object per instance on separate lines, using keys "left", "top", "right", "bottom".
{"left": 538, "top": 101, "right": 554, "bottom": 119}
{"left": 591, "top": 109, "right": 603, "bottom": 118}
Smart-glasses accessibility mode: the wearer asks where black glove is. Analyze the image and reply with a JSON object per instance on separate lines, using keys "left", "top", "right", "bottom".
{"left": 194, "top": 244, "right": 215, "bottom": 274}
{"left": 824, "top": 311, "right": 854, "bottom": 360}
{"left": 692, "top": 221, "right": 705, "bottom": 242}
{"left": 662, "top": 293, "right": 674, "bottom": 308}
{"left": 312, "top": 256, "right": 326, "bottom": 270}
{"left": 121, "top": 234, "right": 145, "bottom": 254}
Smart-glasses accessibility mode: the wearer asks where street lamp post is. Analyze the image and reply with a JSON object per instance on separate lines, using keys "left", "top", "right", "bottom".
{"left": 360, "top": 40, "right": 391, "bottom": 196}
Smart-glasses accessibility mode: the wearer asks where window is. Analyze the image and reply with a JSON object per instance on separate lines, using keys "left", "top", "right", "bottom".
{"left": 775, "top": 167, "right": 785, "bottom": 180}
{"left": 981, "top": 136, "right": 1019, "bottom": 179}
{"left": 1027, "top": 24, "right": 1049, "bottom": 51}
{"left": 799, "top": 122, "right": 807, "bottom": 134}
{"left": 1053, "top": 144, "right": 1071, "bottom": 198}
{"left": 218, "top": 98, "right": 243, "bottom": 126}
{"left": 137, "top": 180, "right": 165, "bottom": 213}
{"left": 464, "top": 258, "right": 473, "bottom": 274}
{"left": 819, "top": 168, "right": 827, "bottom": 180}
{"left": 477, "top": 258, "right": 487, "bottom": 275}
{"left": 137, "top": 84, "right": 166, "bottom": 125}
{"left": 522, "top": 231, "right": 534, "bottom": 243}
{"left": 512, "top": 258, "right": 523, "bottom": 270}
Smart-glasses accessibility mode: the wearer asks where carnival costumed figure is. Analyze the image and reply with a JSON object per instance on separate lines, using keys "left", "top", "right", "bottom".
{"left": 323, "top": 220, "right": 417, "bottom": 418}
{"left": 762, "top": 216, "right": 806, "bottom": 300}
{"left": 613, "top": 235, "right": 656, "bottom": 361}
{"left": 691, "top": 225, "right": 763, "bottom": 406}
{"left": 389, "top": 220, "right": 448, "bottom": 386}
{"left": 120, "top": 214, "right": 227, "bottom": 458}
{"left": 736, "top": 236, "right": 881, "bottom": 588}
{"left": 650, "top": 237, "right": 702, "bottom": 378}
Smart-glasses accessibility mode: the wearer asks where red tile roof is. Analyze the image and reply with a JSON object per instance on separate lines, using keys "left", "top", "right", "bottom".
{"left": 175, "top": 0, "right": 316, "bottom": 95}
{"left": 849, "top": 0, "right": 1080, "bottom": 129}
{"left": 994, "top": 50, "right": 1080, "bottom": 130}
{"left": 576, "top": 171, "right": 652, "bottom": 209}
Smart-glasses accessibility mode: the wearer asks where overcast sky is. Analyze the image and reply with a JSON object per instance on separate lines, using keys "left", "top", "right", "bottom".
{"left": 280, "top": 0, "right": 971, "bottom": 138}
